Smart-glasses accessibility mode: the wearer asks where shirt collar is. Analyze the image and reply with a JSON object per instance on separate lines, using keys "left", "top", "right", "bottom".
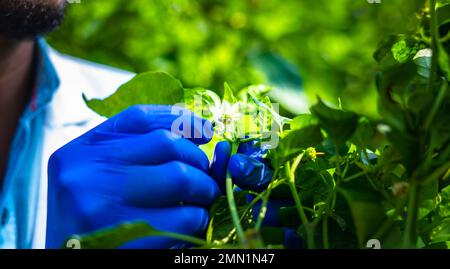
{"left": 33, "top": 38, "right": 103, "bottom": 128}
{"left": 23, "top": 38, "right": 60, "bottom": 120}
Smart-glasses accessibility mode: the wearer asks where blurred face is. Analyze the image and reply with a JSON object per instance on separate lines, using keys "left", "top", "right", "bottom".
{"left": 0, "top": 0, "right": 67, "bottom": 39}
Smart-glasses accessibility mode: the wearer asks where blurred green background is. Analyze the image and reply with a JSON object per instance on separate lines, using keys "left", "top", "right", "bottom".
{"left": 47, "top": 0, "right": 424, "bottom": 118}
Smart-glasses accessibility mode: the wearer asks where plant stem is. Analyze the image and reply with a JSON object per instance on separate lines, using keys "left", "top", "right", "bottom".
{"left": 243, "top": 179, "right": 286, "bottom": 223}
{"left": 322, "top": 216, "right": 329, "bottom": 249}
{"left": 400, "top": 0, "right": 438, "bottom": 249}
{"left": 285, "top": 156, "right": 315, "bottom": 249}
{"left": 155, "top": 231, "right": 207, "bottom": 247}
{"left": 318, "top": 173, "right": 336, "bottom": 249}
{"left": 223, "top": 178, "right": 287, "bottom": 242}
{"left": 334, "top": 145, "right": 342, "bottom": 179}
{"left": 255, "top": 169, "right": 280, "bottom": 231}
{"left": 341, "top": 169, "right": 372, "bottom": 183}
{"left": 424, "top": 81, "right": 448, "bottom": 130}
{"left": 225, "top": 142, "right": 246, "bottom": 246}
{"left": 428, "top": 0, "right": 439, "bottom": 93}
{"left": 402, "top": 180, "right": 420, "bottom": 248}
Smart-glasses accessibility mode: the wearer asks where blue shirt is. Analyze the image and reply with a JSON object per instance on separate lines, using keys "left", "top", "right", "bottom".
{"left": 0, "top": 39, "right": 60, "bottom": 249}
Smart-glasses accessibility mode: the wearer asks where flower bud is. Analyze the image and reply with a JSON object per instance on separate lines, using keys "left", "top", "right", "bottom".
{"left": 392, "top": 182, "right": 409, "bottom": 198}
{"left": 305, "top": 147, "right": 317, "bottom": 161}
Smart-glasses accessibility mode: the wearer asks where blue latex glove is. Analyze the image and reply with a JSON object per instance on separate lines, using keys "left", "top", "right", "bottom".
{"left": 210, "top": 140, "right": 303, "bottom": 249}
{"left": 46, "top": 105, "right": 220, "bottom": 249}
{"left": 210, "top": 140, "right": 273, "bottom": 193}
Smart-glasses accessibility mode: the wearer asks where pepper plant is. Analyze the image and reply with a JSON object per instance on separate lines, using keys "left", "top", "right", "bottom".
{"left": 71, "top": 0, "right": 450, "bottom": 249}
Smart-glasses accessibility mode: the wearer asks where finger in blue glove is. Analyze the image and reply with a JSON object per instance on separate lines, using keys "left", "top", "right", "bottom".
{"left": 210, "top": 140, "right": 273, "bottom": 192}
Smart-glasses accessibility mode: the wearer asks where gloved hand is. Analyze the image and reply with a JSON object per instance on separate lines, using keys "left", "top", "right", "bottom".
{"left": 210, "top": 140, "right": 303, "bottom": 249}
{"left": 46, "top": 105, "right": 220, "bottom": 249}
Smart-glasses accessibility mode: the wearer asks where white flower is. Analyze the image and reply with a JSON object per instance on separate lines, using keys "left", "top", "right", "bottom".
{"left": 210, "top": 100, "right": 243, "bottom": 140}
{"left": 197, "top": 87, "right": 290, "bottom": 142}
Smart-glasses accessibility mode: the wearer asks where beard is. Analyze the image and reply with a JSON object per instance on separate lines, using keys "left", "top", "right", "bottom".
{"left": 0, "top": 0, "right": 67, "bottom": 40}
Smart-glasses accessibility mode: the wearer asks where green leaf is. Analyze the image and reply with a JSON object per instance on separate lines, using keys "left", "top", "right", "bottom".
{"left": 422, "top": 241, "right": 450, "bottom": 249}
{"left": 429, "top": 96, "right": 450, "bottom": 153}
{"left": 392, "top": 40, "right": 419, "bottom": 63}
{"left": 282, "top": 125, "right": 324, "bottom": 150}
{"left": 66, "top": 222, "right": 159, "bottom": 249}
{"left": 249, "top": 51, "right": 308, "bottom": 114}
{"left": 290, "top": 114, "right": 318, "bottom": 130}
{"left": 338, "top": 176, "right": 387, "bottom": 246}
{"left": 407, "top": 85, "right": 434, "bottom": 114}
{"left": 374, "top": 35, "right": 421, "bottom": 67}
{"left": 223, "top": 82, "right": 238, "bottom": 104}
{"left": 375, "top": 61, "right": 418, "bottom": 132}
{"left": 318, "top": 138, "right": 350, "bottom": 157}
{"left": 385, "top": 128, "right": 420, "bottom": 175}
{"left": 374, "top": 35, "right": 401, "bottom": 63}
{"left": 238, "top": 85, "right": 272, "bottom": 102}
{"left": 437, "top": 4, "right": 450, "bottom": 26}
{"left": 310, "top": 99, "right": 358, "bottom": 145}
{"left": 295, "top": 168, "right": 334, "bottom": 207}
{"left": 270, "top": 124, "right": 324, "bottom": 166}
{"left": 379, "top": 221, "right": 404, "bottom": 249}
{"left": 83, "top": 71, "right": 184, "bottom": 118}
{"left": 438, "top": 185, "right": 450, "bottom": 217}
{"left": 183, "top": 87, "right": 220, "bottom": 120}
{"left": 418, "top": 181, "right": 439, "bottom": 220}
{"left": 439, "top": 43, "right": 450, "bottom": 80}
{"left": 325, "top": 195, "right": 359, "bottom": 249}
{"left": 350, "top": 117, "right": 376, "bottom": 150}
{"left": 207, "top": 192, "right": 251, "bottom": 244}
{"left": 429, "top": 219, "right": 450, "bottom": 244}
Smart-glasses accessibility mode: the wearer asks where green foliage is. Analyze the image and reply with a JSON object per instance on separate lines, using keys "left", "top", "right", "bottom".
{"left": 223, "top": 83, "right": 238, "bottom": 104}
{"left": 206, "top": 191, "right": 251, "bottom": 245}
{"left": 83, "top": 72, "right": 184, "bottom": 117}
{"left": 269, "top": 125, "right": 323, "bottom": 167}
{"left": 49, "top": 0, "right": 429, "bottom": 117}
{"left": 310, "top": 99, "right": 359, "bottom": 145}
{"left": 72, "top": 0, "right": 450, "bottom": 249}
{"left": 338, "top": 179, "right": 386, "bottom": 246}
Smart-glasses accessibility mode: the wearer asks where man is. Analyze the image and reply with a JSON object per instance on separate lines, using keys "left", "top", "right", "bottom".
{"left": 0, "top": 0, "right": 276, "bottom": 249}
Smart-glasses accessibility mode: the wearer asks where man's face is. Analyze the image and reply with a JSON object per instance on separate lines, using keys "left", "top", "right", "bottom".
{"left": 0, "top": 0, "right": 67, "bottom": 40}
